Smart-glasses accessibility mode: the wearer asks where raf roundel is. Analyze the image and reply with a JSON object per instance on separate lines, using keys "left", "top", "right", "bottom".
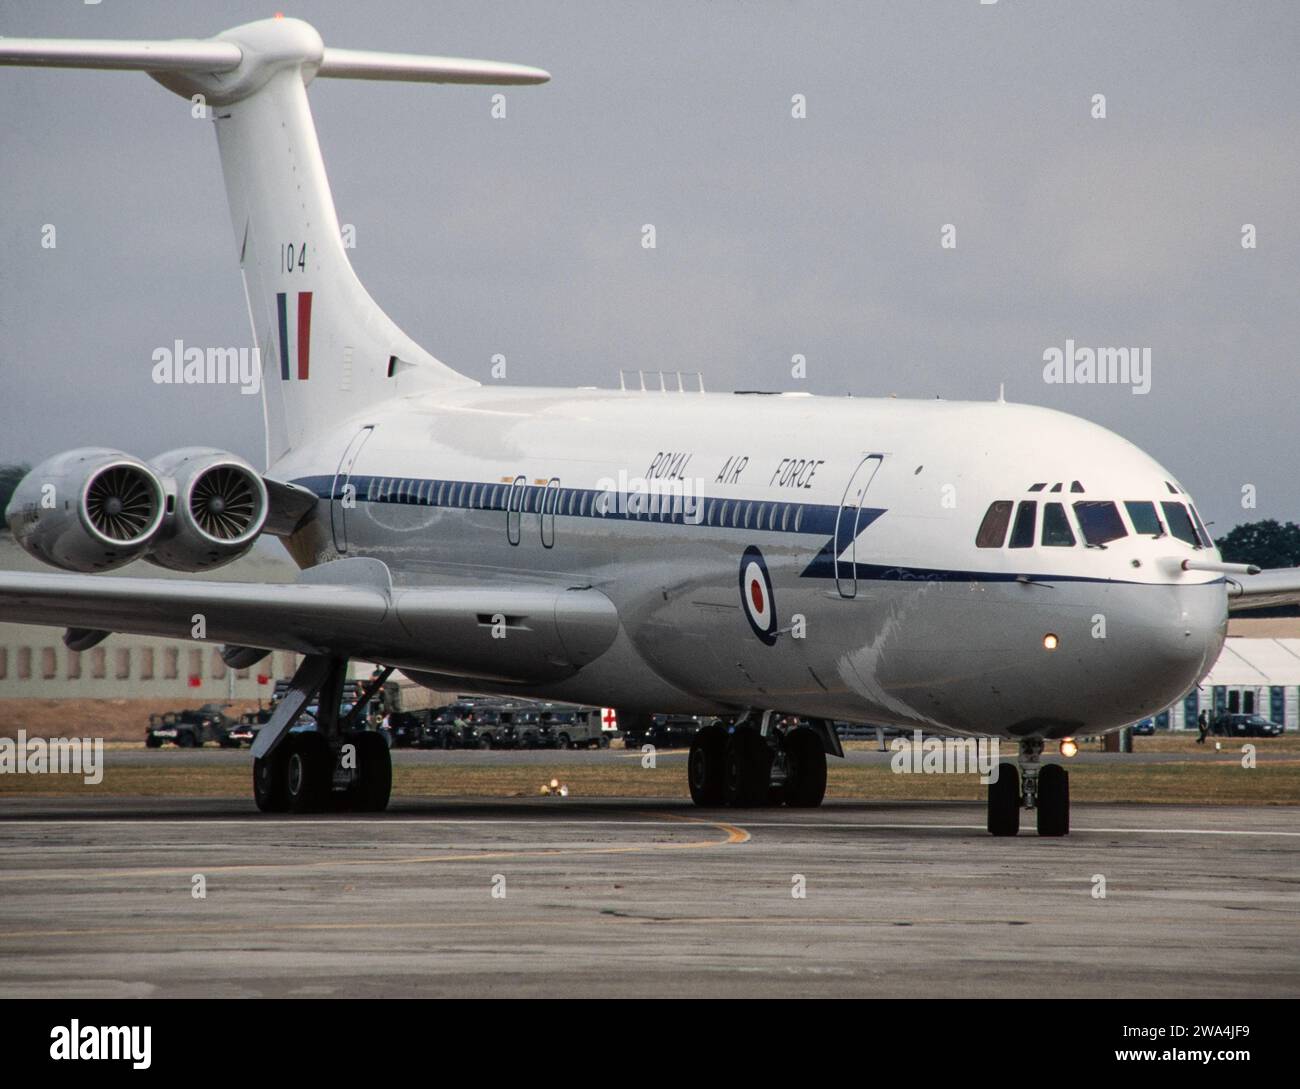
{"left": 739, "top": 545, "right": 778, "bottom": 645}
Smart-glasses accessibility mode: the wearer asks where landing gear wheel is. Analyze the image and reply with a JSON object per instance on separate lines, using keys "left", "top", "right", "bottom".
{"left": 688, "top": 724, "right": 726, "bottom": 806}
{"left": 345, "top": 730, "right": 392, "bottom": 813}
{"left": 782, "top": 728, "right": 827, "bottom": 808}
{"left": 987, "top": 762, "right": 1020, "bottom": 837}
{"left": 284, "top": 732, "right": 334, "bottom": 814}
{"left": 253, "top": 747, "right": 289, "bottom": 813}
{"left": 723, "top": 729, "right": 773, "bottom": 808}
{"left": 1036, "top": 763, "right": 1069, "bottom": 837}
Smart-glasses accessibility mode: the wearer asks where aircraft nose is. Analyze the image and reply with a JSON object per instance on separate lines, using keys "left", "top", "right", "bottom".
{"left": 1064, "top": 581, "right": 1227, "bottom": 732}
{"left": 1165, "top": 581, "right": 1228, "bottom": 673}
{"left": 1127, "top": 581, "right": 1227, "bottom": 702}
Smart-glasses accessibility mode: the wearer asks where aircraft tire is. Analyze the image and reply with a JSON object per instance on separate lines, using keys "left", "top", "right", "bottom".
{"left": 782, "top": 728, "right": 827, "bottom": 807}
{"left": 688, "top": 724, "right": 726, "bottom": 805}
{"left": 346, "top": 730, "right": 392, "bottom": 813}
{"left": 1036, "top": 763, "right": 1069, "bottom": 837}
{"left": 723, "top": 728, "right": 772, "bottom": 808}
{"left": 284, "top": 732, "right": 334, "bottom": 814}
{"left": 987, "top": 762, "right": 1020, "bottom": 836}
{"left": 253, "top": 747, "right": 289, "bottom": 813}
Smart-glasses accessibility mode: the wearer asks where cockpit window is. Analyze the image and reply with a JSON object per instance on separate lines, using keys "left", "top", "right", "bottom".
{"left": 1160, "top": 501, "right": 1200, "bottom": 546}
{"left": 976, "top": 501, "right": 1013, "bottom": 548}
{"left": 1124, "top": 500, "right": 1163, "bottom": 537}
{"left": 1189, "top": 505, "right": 1214, "bottom": 548}
{"left": 1073, "top": 501, "right": 1127, "bottom": 546}
{"left": 1041, "top": 503, "right": 1075, "bottom": 546}
{"left": 1009, "top": 501, "right": 1037, "bottom": 549}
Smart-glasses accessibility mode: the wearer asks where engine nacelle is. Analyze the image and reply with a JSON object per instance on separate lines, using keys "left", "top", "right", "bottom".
{"left": 145, "top": 448, "right": 268, "bottom": 572}
{"left": 5, "top": 448, "right": 166, "bottom": 572}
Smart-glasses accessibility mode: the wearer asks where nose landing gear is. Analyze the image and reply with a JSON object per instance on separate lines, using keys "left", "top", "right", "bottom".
{"left": 987, "top": 737, "right": 1070, "bottom": 837}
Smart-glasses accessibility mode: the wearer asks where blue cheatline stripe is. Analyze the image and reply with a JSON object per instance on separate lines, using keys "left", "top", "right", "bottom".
{"left": 276, "top": 292, "right": 290, "bottom": 381}
{"left": 286, "top": 473, "right": 1216, "bottom": 589}
{"left": 290, "top": 473, "right": 850, "bottom": 537}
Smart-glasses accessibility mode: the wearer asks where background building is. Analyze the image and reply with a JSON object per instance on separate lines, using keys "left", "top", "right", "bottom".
{"left": 0, "top": 537, "right": 301, "bottom": 735}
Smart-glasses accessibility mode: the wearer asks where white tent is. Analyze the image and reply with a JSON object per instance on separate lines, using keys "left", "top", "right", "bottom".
{"left": 1199, "top": 639, "right": 1300, "bottom": 686}
{"left": 1177, "top": 638, "right": 1300, "bottom": 730}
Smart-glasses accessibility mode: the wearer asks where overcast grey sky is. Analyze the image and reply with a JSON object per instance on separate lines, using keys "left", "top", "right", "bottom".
{"left": 2, "top": 0, "right": 1297, "bottom": 533}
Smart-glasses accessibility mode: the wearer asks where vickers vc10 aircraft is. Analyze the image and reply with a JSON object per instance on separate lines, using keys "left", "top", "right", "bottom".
{"left": 3, "top": 17, "right": 1298, "bottom": 834}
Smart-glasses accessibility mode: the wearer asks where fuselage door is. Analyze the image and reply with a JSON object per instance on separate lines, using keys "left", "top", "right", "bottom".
{"left": 541, "top": 477, "right": 560, "bottom": 548}
{"left": 506, "top": 474, "right": 526, "bottom": 545}
{"left": 834, "top": 454, "right": 883, "bottom": 598}
{"left": 330, "top": 424, "right": 373, "bottom": 553}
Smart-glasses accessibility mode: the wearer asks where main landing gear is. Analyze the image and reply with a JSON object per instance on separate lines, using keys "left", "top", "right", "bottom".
{"left": 688, "top": 712, "right": 837, "bottom": 808}
{"left": 250, "top": 655, "right": 394, "bottom": 814}
{"left": 987, "top": 737, "right": 1069, "bottom": 837}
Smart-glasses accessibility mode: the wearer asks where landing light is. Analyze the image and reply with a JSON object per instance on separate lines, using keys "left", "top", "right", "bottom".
{"left": 1060, "top": 738, "right": 1078, "bottom": 758}
{"left": 1043, "top": 633, "right": 1059, "bottom": 651}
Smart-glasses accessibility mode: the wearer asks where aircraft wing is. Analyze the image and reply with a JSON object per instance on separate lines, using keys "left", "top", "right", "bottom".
{"left": 1226, "top": 567, "right": 1300, "bottom": 612}
{"left": 261, "top": 477, "right": 320, "bottom": 537}
{"left": 0, "top": 558, "right": 618, "bottom": 685}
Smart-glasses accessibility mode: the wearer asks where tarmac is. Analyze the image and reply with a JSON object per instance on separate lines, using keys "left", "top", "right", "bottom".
{"left": 1, "top": 791, "right": 1297, "bottom": 998}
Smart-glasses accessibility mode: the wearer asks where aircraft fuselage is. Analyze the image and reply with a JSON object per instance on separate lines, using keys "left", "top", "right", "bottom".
{"left": 272, "top": 386, "right": 1227, "bottom": 739}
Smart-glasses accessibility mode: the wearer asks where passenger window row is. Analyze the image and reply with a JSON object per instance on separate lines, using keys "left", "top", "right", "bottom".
{"left": 975, "top": 496, "right": 1212, "bottom": 549}
{"left": 359, "top": 477, "right": 807, "bottom": 532}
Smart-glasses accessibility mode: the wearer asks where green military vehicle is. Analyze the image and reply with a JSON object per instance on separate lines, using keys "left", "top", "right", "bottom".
{"left": 145, "top": 703, "right": 238, "bottom": 748}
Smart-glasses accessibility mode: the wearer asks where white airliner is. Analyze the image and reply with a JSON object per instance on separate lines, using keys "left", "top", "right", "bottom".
{"left": 3, "top": 17, "right": 1297, "bottom": 834}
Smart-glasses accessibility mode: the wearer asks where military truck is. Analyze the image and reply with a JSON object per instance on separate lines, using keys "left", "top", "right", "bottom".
{"left": 464, "top": 705, "right": 518, "bottom": 749}
{"left": 536, "top": 705, "right": 608, "bottom": 749}
{"left": 384, "top": 711, "right": 425, "bottom": 748}
{"left": 145, "top": 703, "right": 237, "bottom": 748}
{"left": 224, "top": 708, "right": 271, "bottom": 748}
{"left": 411, "top": 702, "right": 469, "bottom": 748}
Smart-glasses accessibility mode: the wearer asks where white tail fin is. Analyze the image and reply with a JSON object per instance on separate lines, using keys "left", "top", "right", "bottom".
{"left": 0, "top": 17, "right": 549, "bottom": 464}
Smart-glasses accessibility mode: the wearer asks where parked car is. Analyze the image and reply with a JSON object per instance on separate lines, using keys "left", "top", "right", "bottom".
{"left": 273, "top": 679, "right": 371, "bottom": 722}
{"left": 641, "top": 714, "right": 710, "bottom": 749}
{"left": 1215, "top": 713, "right": 1284, "bottom": 738}
{"left": 1131, "top": 718, "right": 1155, "bottom": 736}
